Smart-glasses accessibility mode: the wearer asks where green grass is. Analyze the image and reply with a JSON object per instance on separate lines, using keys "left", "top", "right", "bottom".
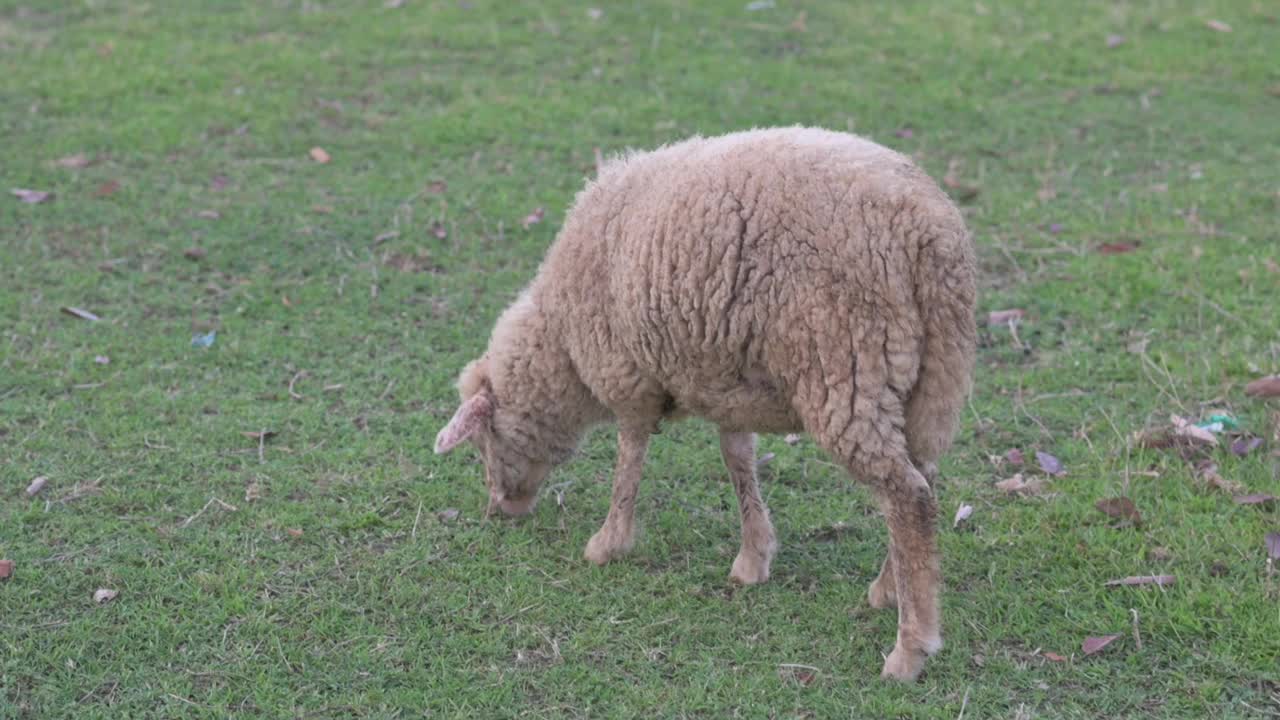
{"left": 2, "top": 1, "right": 1278, "bottom": 717}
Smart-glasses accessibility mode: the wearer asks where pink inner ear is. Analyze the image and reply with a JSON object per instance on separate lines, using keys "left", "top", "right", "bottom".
{"left": 434, "top": 393, "right": 493, "bottom": 454}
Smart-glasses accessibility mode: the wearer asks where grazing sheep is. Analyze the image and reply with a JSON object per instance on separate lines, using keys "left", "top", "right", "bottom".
{"left": 434, "top": 126, "right": 976, "bottom": 681}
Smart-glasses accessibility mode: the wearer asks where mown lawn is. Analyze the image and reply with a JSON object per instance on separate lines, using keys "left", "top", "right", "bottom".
{"left": 2, "top": 1, "right": 1278, "bottom": 717}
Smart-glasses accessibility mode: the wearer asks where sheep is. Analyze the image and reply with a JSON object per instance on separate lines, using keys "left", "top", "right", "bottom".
{"left": 433, "top": 126, "right": 977, "bottom": 681}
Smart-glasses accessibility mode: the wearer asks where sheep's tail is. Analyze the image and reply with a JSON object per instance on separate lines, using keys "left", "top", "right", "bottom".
{"left": 903, "top": 222, "right": 977, "bottom": 478}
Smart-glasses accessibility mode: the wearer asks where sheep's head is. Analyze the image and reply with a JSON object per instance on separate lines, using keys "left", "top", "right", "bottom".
{"left": 433, "top": 356, "right": 555, "bottom": 517}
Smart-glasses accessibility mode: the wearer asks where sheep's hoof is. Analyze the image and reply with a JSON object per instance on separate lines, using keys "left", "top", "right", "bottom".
{"left": 728, "top": 551, "right": 771, "bottom": 585}
{"left": 583, "top": 530, "right": 630, "bottom": 566}
{"left": 880, "top": 646, "right": 928, "bottom": 682}
{"left": 867, "top": 576, "right": 897, "bottom": 610}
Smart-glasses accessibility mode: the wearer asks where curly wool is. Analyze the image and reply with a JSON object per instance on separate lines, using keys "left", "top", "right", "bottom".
{"left": 480, "top": 126, "right": 975, "bottom": 478}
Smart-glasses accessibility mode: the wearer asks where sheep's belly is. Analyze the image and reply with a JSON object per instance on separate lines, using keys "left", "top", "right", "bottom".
{"left": 669, "top": 378, "right": 802, "bottom": 435}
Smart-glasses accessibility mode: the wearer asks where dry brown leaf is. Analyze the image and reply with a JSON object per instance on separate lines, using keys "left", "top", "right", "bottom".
{"left": 437, "top": 508, "right": 461, "bottom": 523}
{"left": 93, "top": 588, "right": 119, "bottom": 604}
{"left": 1105, "top": 34, "right": 1125, "bottom": 48}
{"left": 425, "top": 180, "right": 447, "bottom": 195}
{"left": 430, "top": 221, "right": 448, "bottom": 239}
{"left": 1005, "top": 448, "right": 1025, "bottom": 465}
{"left": 1096, "top": 496, "right": 1142, "bottom": 524}
{"left": 12, "top": 188, "right": 53, "bottom": 204}
{"left": 1171, "top": 415, "right": 1217, "bottom": 445}
{"left": 1043, "top": 651, "right": 1068, "bottom": 662}
{"left": 61, "top": 306, "right": 101, "bottom": 322}
{"left": 1105, "top": 575, "right": 1175, "bottom": 587}
{"left": 56, "top": 153, "right": 91, "bottom": 169}
{"left": 26, "top": 476, "right": 48, "bottom": 497}
{"left": 309, "top": 147, "right": 331, "bottom": 164}
{"left": 1245, "top": 376, "right": 1280, "bottom": 398}
{"left": 93, "top": 180, "right": 120, "bottom": 198}
{"left": 1233, "top": 494, "right": 1276, "bottom": 507}
{"left": 1036, "top": 451, "right": 1066, "bottom": 476}
{"left": 1098, "top": 242, "right": 1139, "bottom": 255}
{"left": 1205, "top": 19, "right": 1232, "bottom": 32}
{"left": 1195, "top": 461, "right": 1245, "bottom": 495}
{"left": 1231, "top": 437, "right": 1263, "bottom": 457}
{"left": 521, "top": 207, "right": 545, "bottom": 229}
{"left": 0, "top": 559, "right": 13, "bottom": 580}
{"left": 374, "top": 230, "right": 399, "bottom": 244}
{"left": 1082, "top": 634, "right": 1119, "bottom": 655}
{"left": 287, "top": 528, "right": 304, "bottom": 537}
{"left": 244, "top": 481, "right": 262, "bottom": 503}
{"left": 995, "top": 474, "right": 1045, "bottom": 495}
{"left": 987, "top": 308, "right": 1025, "bottom": 327}
{"left": 183, "top": 247, "right": 207, "bottom": 261}
{"left": 240, "top": 430, "right": 277, "bottom": 441}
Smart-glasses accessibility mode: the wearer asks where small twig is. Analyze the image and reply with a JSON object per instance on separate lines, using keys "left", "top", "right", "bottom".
{"left": 957, "top": 686, "right": 972, "bottom": 720}
{"left": 1130, "top": 608, "right": 1143, "bottom": 651}
{"left": 181, "top": 497, "right": 238, "bottom": 528}
{"left": 777, "top": 663, "right": 820, "bottom": 671}
{"left": 166, "top": 693, "right": 201, "bottom": 708}
{"left": 258, "top": 428, "right": 266, "bottom": 464}
{"left": 411, "top": 500, "right": 423, "bottom": 539}
{"left": 288, "top": 370, "right": 308, "bottom": 400}
{"left": 379, "top": 378, "right": 396, "bottom": 401}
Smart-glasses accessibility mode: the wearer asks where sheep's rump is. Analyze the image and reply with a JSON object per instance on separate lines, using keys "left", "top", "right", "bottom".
{"left": 549, "top": 127, "right": 976, "bottom": 450}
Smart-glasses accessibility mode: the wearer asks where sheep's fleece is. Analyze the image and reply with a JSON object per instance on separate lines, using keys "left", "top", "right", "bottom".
{"left": 435, "top": 126, "right": 977, "bottom": 681}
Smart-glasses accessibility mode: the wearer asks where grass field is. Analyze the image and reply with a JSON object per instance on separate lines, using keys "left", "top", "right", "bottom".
{"left": 2, "top": 1, "right": 1279, "bottom": 717}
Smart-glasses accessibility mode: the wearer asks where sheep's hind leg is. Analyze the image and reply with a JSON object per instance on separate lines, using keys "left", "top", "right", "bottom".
{"left": 867, "top": 462, "right": 935, "bottom": 610}
{"left": 584, "top": 426, "right": 650, "bottom": 565}
{"left": 874, "top": 461, "right": 943, "bottom": 682}
{"left": 720, "top": 431, "right": 777, "bottom": 585}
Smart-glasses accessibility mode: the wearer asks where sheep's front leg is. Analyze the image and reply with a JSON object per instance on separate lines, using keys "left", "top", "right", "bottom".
{"left": 584, "top": 426, "right": 650, "bottom": 565}
{"left": 720, "top": 431, "right": 778, "bottom": 585}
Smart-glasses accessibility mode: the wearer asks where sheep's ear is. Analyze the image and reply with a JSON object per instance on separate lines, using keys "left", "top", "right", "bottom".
{"left": 434, "top": 392, "right": 493, "bottom": 454}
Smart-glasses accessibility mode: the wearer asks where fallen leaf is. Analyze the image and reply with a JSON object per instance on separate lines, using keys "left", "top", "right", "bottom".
{"left": 1195, "top": 460, "right": 1245, "bottom": 494}
{"left": 1036, "top": 451, "right": 1066, "bottom": 476}
{"left": 1230, "top": 437, "right": 1263, "bottom": 457}
{"left": 430, "top": 222, "right": 448, "bottom": 239}
{"left": 1147, "top": 546, "right": 1173, "bottom": 562}
{"left": 240, "top": 430, "right": 278, "bottom": 441}
{"left": 210, "top": 175, "right": 230, "bottom": 191}
{"left": 1082, "top": 634, "right": 1119, "bottom": 655}
{"left": 56, "top": 153, "right": 91, "bottom": 169}
{"left": 521, "top": 207, "right": 545, "bottom": 229}
{"left": 93, "top": 588, "right": 119, "bottom": 604}
{"left": 757, "top": 452, "right": 776, "bottom": 467}
{"left": 952, "top": 503, "right": 974, "bottom": 528}
{"left": 1245, "top": 376, "right": 1280, "bottom": 398}
{"left": 309, "top": 147, "right": 331, "bottom": 164}
{"left": 1004, "top": 448, "right": 1025, "bottom": 465}
{"left": 788, "top": 10, "right": 807, "bottom": 31}
{"left": 1043, "top": 651, "right": 1068, "bottom": 662}
{"left": 26, "top": 476, "right": 48, "bottom": 497}
{"left": 197, "top": 209, "right": 221, "bottom": 219}
{"left": 1048, "top": 223, "right": 1065, "bottom": 234}
{"left": 425, "top": 180, "right": 447, "bottom": 195}
{"left": 995, "top": 473, "right": 1045, "bottom": 495}
{"left": 784, "top": 433, "right": 801, "bottom": 446}
{"left": 1205, "top": 19, "right": 1231, "bottom": 32}
{"left": 1209, "top": 560, "right": 1229, "bottom": 577}
{"left": 374, "top": 230, "right": 400, "bottom": 244}
{"left": 1105, "top": 575, "right": 1176, "bottom": 587}
{"left": 778, "top": 665, "right": 816, "bottom": 686}
{"left": 1097, "top": 241, "right": 1139, "bottom": 255}
{"left": 93, "top": 180, "right": 120, "bottom": 198}
{"left": 987, "top": 308, "right": 1025, "bottom": 327}
{"left": 942, "top": 160, "right": 981, "bottom": 201}
{"left": 1096, "top": 496, "right": 1142, "bottom": 524}
{"left": 1267, "top": 533, "right": 1280, "bottom": 560}
{"left": 1172, "top": 415, "right": 1217, "bottom": 445}
{"left": 311, "top": 204, "right": 333, "bottom": 215}
{"left": 244, "top": 481, "right": 262, "bottom": 502}
{"left": 894, "top": 128, "right": 914, "bottom": 139}
{"left": 971, "top": 653, "right": 986, "bottom": 668}
{"left": 183, "top": 247, "right": 207, "bottom": 261}
{"left": 1233, "top": 494, "right": 1276, "bottom": 507}
{"left": 11, "top": 188, "right": 53, "bottom": 204}
{"left": 437, "top": 508, "right": 461, "bottom": 523}
{"left": 94, "top": 355, "right": 110, "bottom": 365}
{"left": 1106, "top": 34, "right": 1125, "bottom": 48}
{"left": 1264, "top": 258, "right": 1279, "bottom": 275}
{"left": 61, "top": 306, "right": 101, "bottom": 322}
{"left": 287, "top": 528, "right": 304, "bottom": 537}
{"left": 0, "top": 560, "right": 12, "bottom": 580}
